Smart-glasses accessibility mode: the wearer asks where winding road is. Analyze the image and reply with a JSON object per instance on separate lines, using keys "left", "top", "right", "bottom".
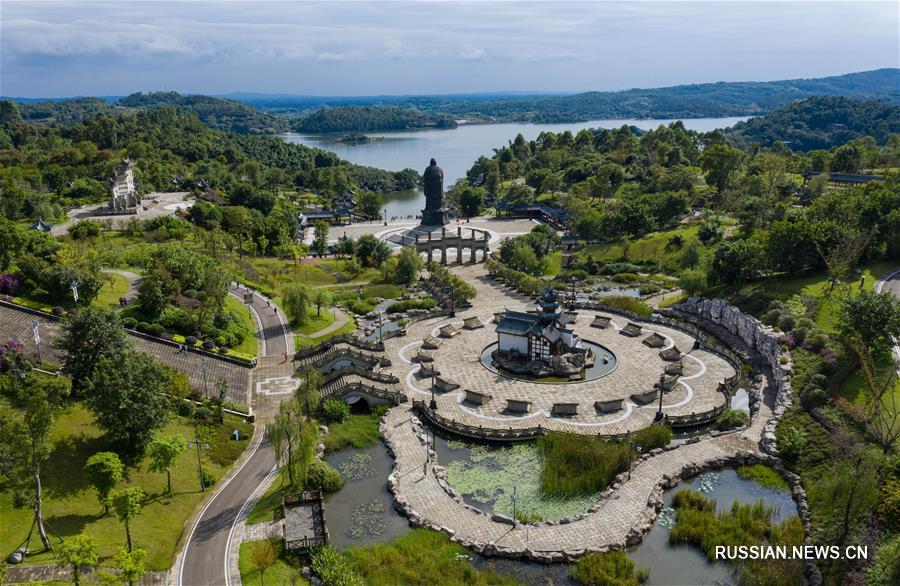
{"left": 875, "top": 268, "right": 900, "bottom": 375}
{"left": 176, "top": 286, "right": 294, "bottom": 586}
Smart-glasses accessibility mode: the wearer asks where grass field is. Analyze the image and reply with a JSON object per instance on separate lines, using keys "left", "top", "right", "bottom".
{"left": 94, "top": 272, "right": 130, "bottom": 310}
{"left": 224, "top": 294, "right": 260, "bottom": 357}
{"left": 238, "top": 540, "right": 306, "bottom": 586}
{"left": 323, "top": 415, "right": 380, "bottom": 454}
{"left": 293, "top": 309, "right": 336, "bottom": 336}
{"left": 294, "top": 314, "right": 357, "bottom": 349}
{"left": 0, "top": 398, "right": 252, "bottom": 571}
{"left": 581, "top": 224, "right": 701, "bottom": 264}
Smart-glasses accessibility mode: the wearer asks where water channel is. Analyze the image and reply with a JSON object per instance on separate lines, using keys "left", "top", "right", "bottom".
{"left": 281, "top": 116, "right": 748, "bottom": 218}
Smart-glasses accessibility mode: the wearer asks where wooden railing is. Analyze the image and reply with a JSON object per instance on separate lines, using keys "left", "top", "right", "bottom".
{"left": 294, "top": 334, "right": 383, "bottom": 360}
{"left": 412, "top": 400, "right": 544, "bottom": 441}
{"left": 324, "top": 380, "right": 406, "bottom": 405}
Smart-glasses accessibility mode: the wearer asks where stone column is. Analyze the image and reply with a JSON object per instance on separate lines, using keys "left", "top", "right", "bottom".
{"left": 441, "top": 246, "right": 447, "bottom": 265}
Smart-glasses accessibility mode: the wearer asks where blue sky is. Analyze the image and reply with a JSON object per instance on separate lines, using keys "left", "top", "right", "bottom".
{"left": 2, "top": 1, "right": 898, "bottom": 98}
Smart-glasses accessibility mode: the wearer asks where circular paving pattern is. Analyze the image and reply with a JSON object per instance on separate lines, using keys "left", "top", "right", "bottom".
{"left": 383, "top": 265, "right": 736, "bottom": 437}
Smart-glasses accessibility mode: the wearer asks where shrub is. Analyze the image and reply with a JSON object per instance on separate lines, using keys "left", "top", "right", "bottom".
{"left": 202, "top": 339, "right": 215, "bottom": 350}
{"left": 600, "top": 262, "right": 644, "bottom": 275}
{"left": 323, "top": 399, "right": 350, "bottom": 423}
{"left": 160, "top": 332, "right": 174, "bottom": 342}
{"left": 310, "top": 545, "right": 365, "bottom": 586}
{"left": 146, "top": 323, "right": 164, "bottom": 337}
{"left": 0, "top": 273, "right": 21, "bottom": 295}
{"left": 176, "top": 401, "right": 195, "bottom": 417}
{"left": 194, "top": 406, "right": 211, "bottom": 421}
{"left": 372, "top": 404, "right": 389, "bottom": 417}
{"left": 762, "top": 308, "right": 782, "bottom": 326}
{"left": 632, "top": 424, "right": 672, "bottom": 451}
{"left": 716, "top": 409, "right": 750, "bottom": 430}
{"left": 347, "top": 300, "right": 375, "bottom": 315}
{"left": 638, "top": 283, "right": 661, "bottom": 296}
{"left": 877, "top": 478, "right": 900, "bottom": 532}
{"left": 52, "top": 306, "right": 65, "bottom": 316}
{"left": 121, "top": 317, "right": 137, "bottom": 329}
{"left": 800, "top": 386, "right": 828, "bottom": 409}
{"left": 386, "top": 298, "right": 437, "bottom": 314}
{"left": 569, "top": 550, "right": 649, "bottom": 586}
{"left": 867, "top": 534, "right": 900, "bottom": 586}
{"left": 201, "top": 470, "right": 217, "bottom": 488}
{"left": 777, "top": 426, "right": 807, "bottom": 463}
{"left": 184, "top": 335, "right": 198, "bottom": 345}
{"left": 136, "top": 321, "right": 151, "bottom": 333}
{"left": 777, "top": 314, "right": 795, "bottom": 332}
{"left": 306, "top": 460, "right": 344, "bottom": 492}
{"left": 599, "top": 296, "right": 652, "bottom": 317}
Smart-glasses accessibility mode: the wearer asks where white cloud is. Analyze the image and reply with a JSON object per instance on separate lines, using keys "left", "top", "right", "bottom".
{"left": 459, "top": 44, "right": 485, "bottom": 61}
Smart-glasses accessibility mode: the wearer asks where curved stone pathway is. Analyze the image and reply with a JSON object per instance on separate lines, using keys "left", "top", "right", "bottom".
{"left": 382, "top": 383, "right": 770, "bottom": 560}
{"left": 101, "top": 268, "right": 143, "bottom": 302}
{"left": 303, "top": 307, "right": 350, "bottom": 339}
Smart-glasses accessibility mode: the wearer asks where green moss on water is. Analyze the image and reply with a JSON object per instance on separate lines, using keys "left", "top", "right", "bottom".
{"left": 736, "top": 464, "right": 790, "bottom": 491}
{"left": 444, "top": 443, "right": 597, "bottom": 521}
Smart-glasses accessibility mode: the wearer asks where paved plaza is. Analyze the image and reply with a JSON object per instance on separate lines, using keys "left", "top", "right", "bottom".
{"left": 382, "top": 264, "right": 734, "bottom": 436}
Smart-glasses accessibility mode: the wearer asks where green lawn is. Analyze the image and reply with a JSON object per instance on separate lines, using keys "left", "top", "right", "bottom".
{"left": 293, "top": 309, "right": 336, "bottom": 336}
{"left": 323, "top": 415, "right": 380, "bottom": 454}
{"left": 582, "top": 224, "right": 702, "bottom": 264}
{"left": 360, "top": 283, "right": 405, "bottom": 299}
{"left": 238, "top": 540, "right": 307, "bottom": 586}
{"left": 837, "top": 352, "right": 900, "bottom": 412}
{"left": 247, "top": 470, "right": 289, "bottom": 525}
{"left": 295, "top": 314, "right": 357, "bottom": 349}
{"left": 543, "top": 251, "right": 563, "bottom": 277}
{"left": 224, "top": 294, "right": 260, "bottom": 357}
{"left": 94, "top": 272, "right": 130, "bottom": 310}
{"left": 738, "top": 260, "right": 894, "bottom": 333}
{"left": 0, "top": 398, "right": 252, "bottom": 571}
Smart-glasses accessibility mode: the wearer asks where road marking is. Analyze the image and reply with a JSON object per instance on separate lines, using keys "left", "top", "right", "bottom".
{"left": 177, "top": 427, "right": 266, "bottom": 586}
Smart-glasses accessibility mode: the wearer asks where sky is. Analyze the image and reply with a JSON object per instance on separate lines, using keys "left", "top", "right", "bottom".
{"left": 1, "top": 1, "right": 898, "bottom": 98}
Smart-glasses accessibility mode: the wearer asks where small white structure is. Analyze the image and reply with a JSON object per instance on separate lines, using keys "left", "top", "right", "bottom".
{"left": 109, "top": 160, "right": 141, "bottom": 213}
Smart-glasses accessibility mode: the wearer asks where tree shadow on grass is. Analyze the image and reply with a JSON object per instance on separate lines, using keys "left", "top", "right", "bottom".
{"left": 42, "top": 512, "right": 97, "bottom": 540}
{"left": 43, "top": 432, "right": 111, "bottom": 499}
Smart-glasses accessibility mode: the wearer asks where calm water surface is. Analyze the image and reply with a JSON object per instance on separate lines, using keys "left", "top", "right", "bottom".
{"left": 281, "top": 117, "right": 748, "bottom": 217}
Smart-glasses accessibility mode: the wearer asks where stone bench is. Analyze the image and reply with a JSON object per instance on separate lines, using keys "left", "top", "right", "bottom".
{"left": 630, "top": 389, "right": 659, "bottom": 405}
{"left": 594, "top": 398, "right": 624, "bottom": 414}
{"left": 439, "top": 324, "right": 461, "bottom": 338}
{"left": 642, "top": 332, "right": 666, "bottom": 348}
{"left": 620, "top": 322, "right": 642, "bottom": 337}
{"left": 415, "top": 349, "right": 434, "bottom": 363}
{"left": 463, "top": 316, "right": 484, "bottom": 330}
{"left": 551, "top": 402, "right": 578, "bottom": 417}
{"left": 562, "top": 311, "right": 578, "bottom": 324}
{"left": 591, "top": 315, "right": 611, "bottom": 329}
{"left": 464, "top": 389, "right": 492, "bottom": 406}
{"left": 418, "top": 362, "right": 440, "bottom": 378}
{"left": 659, "top": 346, "right": 681, "bottom": 361}
{"left": 505, "top": 399, "right": 531, "bottom": 414}
{"left": 665, "top": 360, "right": 684, "bottom": 375}
{"left": 434, "top": 376, "right": 460, "bottom": 393}
{"left": 422, "top": 336, "right": 442, "bottom": 350}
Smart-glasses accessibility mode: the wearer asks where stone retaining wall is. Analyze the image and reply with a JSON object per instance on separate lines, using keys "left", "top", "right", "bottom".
{"left": 665, "top": 297, "right": 794, "bottom": 456}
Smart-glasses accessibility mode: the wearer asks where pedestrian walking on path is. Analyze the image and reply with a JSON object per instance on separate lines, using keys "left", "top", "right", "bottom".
{"left": 283, "top": 351, "right": 289, "bottom": 363}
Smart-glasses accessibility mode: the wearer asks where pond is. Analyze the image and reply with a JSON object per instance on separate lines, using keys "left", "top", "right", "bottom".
{"left": 323, "top": 440, "right": 410, "bottom": 548}
{"left": 628, "top": 468, "right": 796, "bottom": 585}
{"left": 282, "top": 116, "right": 748, "bottom": 218}
{"left": 479, "top": 340, "right": 617, "bottom": 383}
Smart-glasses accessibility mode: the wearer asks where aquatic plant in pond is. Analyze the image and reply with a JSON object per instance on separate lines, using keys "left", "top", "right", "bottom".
{"left": 348, "top": 500, "right": 387, "bottom": 539}
{"left": 340, "top": 453, "right": 376, "bottom": 480}
{"left": 695, "top": 471, "right": 720, "bottom": 494}
{"left": 443, "top": 442, "right": 597, "bottom": 521}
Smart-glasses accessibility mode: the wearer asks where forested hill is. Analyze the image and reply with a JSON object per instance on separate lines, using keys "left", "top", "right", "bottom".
{"left": 16, "top": 92, "right": 288, "bottom": 135}
{"left": 724, "top": 97, "right": 900, "bottom": 151}
{"left": 293, "top": 106, "right": 457, "bottom": 132}
{"left": 241, "top": 68, "right": 900, "bottom": 124}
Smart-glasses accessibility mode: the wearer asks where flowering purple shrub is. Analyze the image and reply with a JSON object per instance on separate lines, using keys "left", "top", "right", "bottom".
{"left": 0, "top": 274, "right": 21, "bottom": 295}
{"left": 185, "top": 336, "right": 198, "bottom": 345}
{"left": 52, "top": 306, "right": 65, "bottom": 316}
{"left": 202, "top": 339, "right": 215, "bottom": 350}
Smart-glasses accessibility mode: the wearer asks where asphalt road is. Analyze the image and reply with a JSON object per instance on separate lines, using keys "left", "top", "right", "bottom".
{"left": 875, "top": 268, "right": 900, "bottom": 373}
{"left": 177, "top": 288, "right": 292, "bottom": 586}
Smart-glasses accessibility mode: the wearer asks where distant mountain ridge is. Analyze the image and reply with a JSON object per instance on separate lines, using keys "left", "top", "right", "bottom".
{"left": 8, "top": 69, "right": 899, "bottom": 134}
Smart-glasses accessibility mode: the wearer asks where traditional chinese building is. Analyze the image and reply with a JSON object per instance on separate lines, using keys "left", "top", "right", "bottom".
{"left": 496, "top": 288, "right": 582, "bottom": 361}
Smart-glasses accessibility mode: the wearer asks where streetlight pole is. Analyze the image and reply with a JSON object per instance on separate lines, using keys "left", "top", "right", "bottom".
{"left": 655, "top": 373, "right": 666, "bottom": 422}
{"left": 186, "top": 438, "right": 210, "bottom": 491}
{"left": 511, "top": 485, "right": 518, "bottom": 527}
{"left": 448, "top": 284, "right": 455, "bottom": 318}
{"left": 430, "top": 371, "right": 437, "bottom": 410}
{"left": 200, "top": 356, "right": 209, "bottom": 399}
{"left": 626, "top": 431, "right": 632, "bottom": 480}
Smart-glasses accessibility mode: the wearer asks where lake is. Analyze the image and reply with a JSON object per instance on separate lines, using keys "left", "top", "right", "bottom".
{"left": 281, "top": 116, "right": 749, "bottom": 217}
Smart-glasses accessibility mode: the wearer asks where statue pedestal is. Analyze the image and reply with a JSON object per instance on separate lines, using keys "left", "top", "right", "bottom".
{"left": 421, "top": 208, "right": 450, "bottom": 227}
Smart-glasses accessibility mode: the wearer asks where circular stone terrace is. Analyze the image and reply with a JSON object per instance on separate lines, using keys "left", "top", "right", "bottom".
{"left": 383, "top": 265, "right": 736, "bottom": 437}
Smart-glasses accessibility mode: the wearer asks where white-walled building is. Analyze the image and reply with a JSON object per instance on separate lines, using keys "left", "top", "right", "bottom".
{"left": 495, "top": 288, "right": 582, "bottom": 361}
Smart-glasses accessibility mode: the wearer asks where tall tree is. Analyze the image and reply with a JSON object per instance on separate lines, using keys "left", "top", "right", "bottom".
{"left": 84, "top": 451, "right": 124, "bottom": 516}
{"left": 296, "top": 368, "right": 322, "bottom": 422}
{"left": 250, "top": 539, "right": 278, "bottom": 586}
{"left": 283, "top": 284, "right": 311, "bottom": 326}
{"left": 311, "top": 221, "right": 329, "bottom": 257}
{"left": 147, "top": 435, "right": 185, "bottom": 494}
{"left": 54, "top": 306, "right": 130, "bottom": 396}
{"left": 394, "top": 246, "right": 423, "bottom": 284}
{"left": 57, "top": 533, "right": 99, "bottom": 586}
{"left": 312, "top": 288, "right": 331, "bottom": 317}
{"left": 0, "top": 391, "right": 59, "bottom": 552}
{"left": 85, "top": 351, "right": 171, "bottom": 455}
{"left": 265, "top": 399, "right": 315, "bottom": 488}
{"left": 114, "top": 546, "right": 147, "bottom": 586}
{"left": 112, "top": 487, "right": 145, "bottom": 552}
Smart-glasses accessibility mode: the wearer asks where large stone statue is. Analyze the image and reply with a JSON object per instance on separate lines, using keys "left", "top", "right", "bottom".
{"left": 421, "top": 158, "right": 449, "bottom": 226}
